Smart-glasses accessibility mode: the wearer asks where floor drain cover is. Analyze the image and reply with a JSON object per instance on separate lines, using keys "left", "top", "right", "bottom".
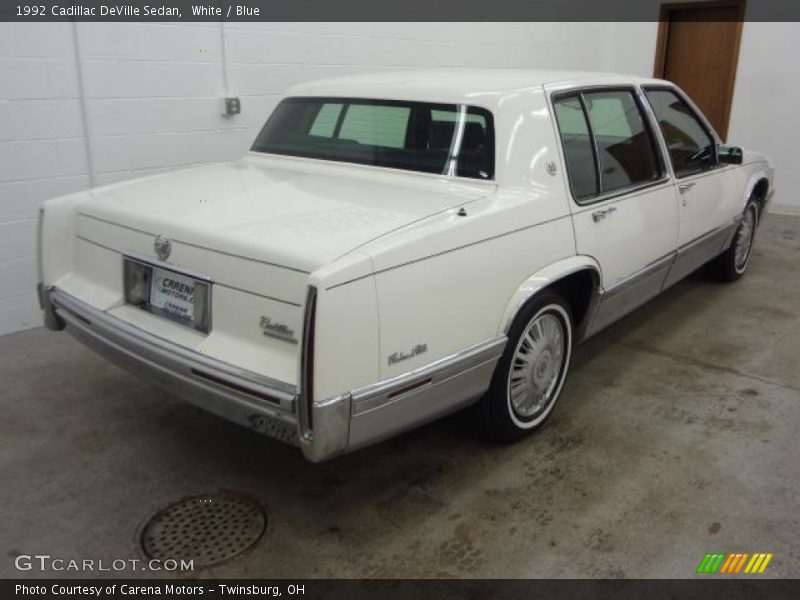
{"left": 141, "top": 493, "right": 267, "bottom": 568}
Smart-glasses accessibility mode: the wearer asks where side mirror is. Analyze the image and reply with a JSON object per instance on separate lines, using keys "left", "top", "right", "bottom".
{"left": 719, "top": 144, "right": 743, "bottom": 165}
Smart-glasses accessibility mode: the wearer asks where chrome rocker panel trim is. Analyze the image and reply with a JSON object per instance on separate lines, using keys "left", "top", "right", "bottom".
{"left": 348, "top": 337, "right": 507, "bottom": 450}
{"left": 586, "top": 217, "right": 742, "bottom": 337}
{"left": 663, "top": 218, "right": 740, "bottom": 289}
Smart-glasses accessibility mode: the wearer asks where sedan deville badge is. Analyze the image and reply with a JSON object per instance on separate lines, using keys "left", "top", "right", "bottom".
{"left": 260, "top": 316, "right": 297, "bottom": 344}
{"left": 388, "top": 343, "right": 428, "bottom": 366}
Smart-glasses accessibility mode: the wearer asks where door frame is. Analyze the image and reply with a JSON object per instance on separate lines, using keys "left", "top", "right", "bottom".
{"left": 653, "top": 0, "right": 746, "bottom": 140}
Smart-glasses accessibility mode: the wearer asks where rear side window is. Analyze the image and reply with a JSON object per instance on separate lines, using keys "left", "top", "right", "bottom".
{"left": 644, "top": 88, "right": 717, "bottom": 177}
{"left": 252, "top": 97, "right": 494, "bottom": 180}
{"left": 553, "top": 88, "right": 664, "bottom": 203}
{"left": 553, "top": 95, "right": 599, "bottom": 200}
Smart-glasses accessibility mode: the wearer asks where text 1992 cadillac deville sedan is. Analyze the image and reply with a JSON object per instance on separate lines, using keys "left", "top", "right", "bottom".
{"left": 37, "top": 70, "right": 775, "bottom": 461}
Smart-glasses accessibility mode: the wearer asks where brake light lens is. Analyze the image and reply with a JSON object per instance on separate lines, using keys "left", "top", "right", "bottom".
{"left": 301, "top": 286, "right": 317, "bottom": 431}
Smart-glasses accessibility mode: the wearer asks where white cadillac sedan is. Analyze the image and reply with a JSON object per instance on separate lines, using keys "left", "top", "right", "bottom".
{"left": 37, "top": 70, "right": 774, "bottom": 461}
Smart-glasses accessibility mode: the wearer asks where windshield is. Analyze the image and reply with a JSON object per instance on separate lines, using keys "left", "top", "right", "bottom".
{"left": 251, "top": 97, "right": 494, "bottom": 180}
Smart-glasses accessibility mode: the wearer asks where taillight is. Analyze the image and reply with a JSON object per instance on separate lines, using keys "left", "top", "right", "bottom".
{"left": 301, "top": 286, "right": 317, "bottom": 431}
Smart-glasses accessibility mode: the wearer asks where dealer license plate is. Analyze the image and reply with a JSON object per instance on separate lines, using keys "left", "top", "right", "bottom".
{"left": 150, "top": 267, "right": 198, "bottom": 322}
{"left": 123, "top": 257, "right": 211, "bottom": 333}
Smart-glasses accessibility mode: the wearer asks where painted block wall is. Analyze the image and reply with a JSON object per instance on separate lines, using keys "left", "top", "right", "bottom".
{"left": 606, "top": 20, "right": 799, "bottom": 215}
{"left": 2, "top": 20, "right": 797, "bottom": 335}
{"left": 0, "top": 21, "right": 613, "bottom": 334}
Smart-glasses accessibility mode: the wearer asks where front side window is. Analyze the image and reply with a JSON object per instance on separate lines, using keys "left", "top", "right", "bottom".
{"left": 644, "top": 88, "right": 717, "bottom": 177}
{"left": 553, "top": 89, "right": 663, "bottom": 202}
{"left": 251, "top": 97, "right": 494, "bottom": 180}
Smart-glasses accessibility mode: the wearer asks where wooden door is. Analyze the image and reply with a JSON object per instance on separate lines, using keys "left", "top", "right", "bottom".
{"left": 654, "top": 1, "right": 746, "bottom": 140}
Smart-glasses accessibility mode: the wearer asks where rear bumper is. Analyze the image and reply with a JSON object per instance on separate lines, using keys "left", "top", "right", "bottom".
{"left": 41, "top": 286, "right": 348, "bottom": 462}
{"left": 40, "top": 286, "right": 504, "bottom": 462}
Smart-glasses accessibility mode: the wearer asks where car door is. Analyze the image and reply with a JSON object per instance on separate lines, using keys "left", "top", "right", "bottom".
{"left": 549, "top": 86, "right": 678, "bottom": 334}
{"left": 642, "top": 86, "right": 743, "bottom": 286}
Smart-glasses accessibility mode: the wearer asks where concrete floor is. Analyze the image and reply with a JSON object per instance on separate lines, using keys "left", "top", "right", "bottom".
{"left": 1, "top": 214, "right": 799, "bottom": 579}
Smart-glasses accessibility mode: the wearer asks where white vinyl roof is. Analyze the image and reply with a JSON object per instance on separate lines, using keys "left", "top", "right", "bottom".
{"left": 288, "top": 68, "right": 667, "bottom": 107}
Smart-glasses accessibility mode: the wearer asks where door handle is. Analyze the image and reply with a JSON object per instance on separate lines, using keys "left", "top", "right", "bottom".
{"left": 592, "top": 206, "right": 617, "bottom": 222}
{"left": 678, "top": 182, "right": 696, "bottom": 194}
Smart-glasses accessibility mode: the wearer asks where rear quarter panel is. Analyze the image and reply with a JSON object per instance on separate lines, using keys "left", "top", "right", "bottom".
{"left": 371, "top": 206, "right": 574, "bottom": 381}
{"left": 363, "top": 88, "right": 576, "bottom": 380}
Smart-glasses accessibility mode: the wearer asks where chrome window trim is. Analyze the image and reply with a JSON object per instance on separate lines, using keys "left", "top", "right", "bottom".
{"left": 570, "top": 178, "right": 672, "bottom": 211}
{"left": 444, "top": 104, "right": 468, "bottom": 177}
{"left": 634, "top": 84, "right": 677, "bottom": 181}
{"left": 549, "top": 85, "right": 670, "bottom": 207}
{"left": 251, "top": 97, "right": 497, "bottom": 182}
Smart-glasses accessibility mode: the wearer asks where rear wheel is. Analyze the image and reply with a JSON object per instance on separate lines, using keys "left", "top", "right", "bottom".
{"left": 707, "top": 198, "right": 759, "bottom": 282}
{"left": 478, "top": 291, "right": 573, "bottom": 442}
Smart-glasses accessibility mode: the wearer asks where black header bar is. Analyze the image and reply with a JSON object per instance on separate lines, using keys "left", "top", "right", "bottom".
{"left": 2, "top": 0, "right": 800, "bottom": 22}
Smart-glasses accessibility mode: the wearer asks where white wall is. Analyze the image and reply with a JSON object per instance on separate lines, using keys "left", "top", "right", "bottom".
{"left": 0, "top": 21, "right": 614, "bottom": 335}
{"left": 606, "top": 20, "right": 800, "bottom": 216}
{"left": 1, "top": 21, "right": 797, "bottom": 335}
{"left": 727, "top": 23, "right": 798, "bottom": 215}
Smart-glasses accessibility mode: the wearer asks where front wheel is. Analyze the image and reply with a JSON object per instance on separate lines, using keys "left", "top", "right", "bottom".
{"left": 478, "top": 291, "right": 573, "bottom": 442}
{"left": 707, "top": 198, "right": 759, "bottom": 282}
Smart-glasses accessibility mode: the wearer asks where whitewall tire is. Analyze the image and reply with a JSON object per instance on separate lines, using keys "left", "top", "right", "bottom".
{"left": 708, "top": 197, "right": 759, "bottom": 282}
{"left": 479, "top": 291, "right": 573, "bottom": 442}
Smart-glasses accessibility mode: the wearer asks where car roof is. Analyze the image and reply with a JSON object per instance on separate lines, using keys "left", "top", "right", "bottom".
{"left": 288, "top": 68, "right": 669, "bottom": 107}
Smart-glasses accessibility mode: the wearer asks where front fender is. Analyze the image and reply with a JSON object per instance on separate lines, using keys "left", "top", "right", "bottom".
{"left": 498, "top": 255, "right": 602, "bottom": 335}
{"left": 740, "top": 159, "right": 775, "bottom": 213}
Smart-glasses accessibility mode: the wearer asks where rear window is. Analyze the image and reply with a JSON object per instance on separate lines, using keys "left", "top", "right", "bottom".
{"left": 251, "top": 97, "right": 495, "bottom": 180}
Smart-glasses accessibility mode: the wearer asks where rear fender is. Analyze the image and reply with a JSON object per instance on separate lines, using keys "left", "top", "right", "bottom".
{"left": 498, "top": 256, "right": 602, "bottom": 341}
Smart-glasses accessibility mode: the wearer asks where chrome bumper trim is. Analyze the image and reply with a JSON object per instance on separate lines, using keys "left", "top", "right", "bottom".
{"left": 53, "top": 289, "right": 296, "bottom": 404}
{"left": 49, "top": 288, "right": 300, "bottom": 445}
{"left": 39, "top": 284, "right": 65, "bottom": 331}
{"left": 299, "top": 392, "right": 351, "bottom": 463}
